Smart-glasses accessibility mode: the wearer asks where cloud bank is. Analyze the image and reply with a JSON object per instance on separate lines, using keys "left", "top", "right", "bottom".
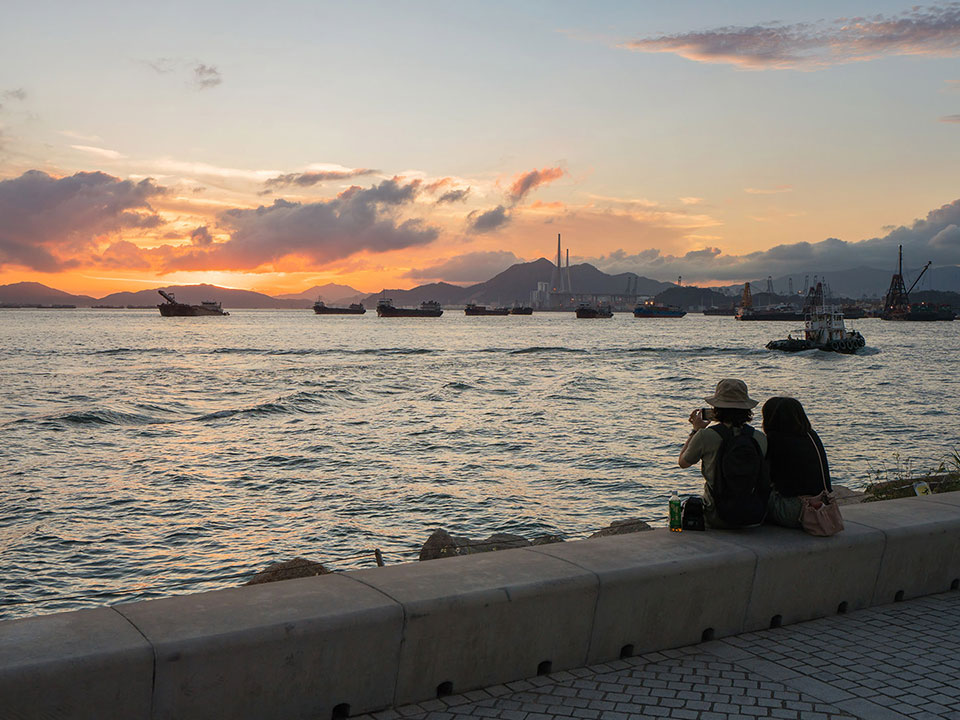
{"left": 584, "top": 198, "right": 960, "bottom": 282}
{"left": 164, "top": 177, "right": 439, "bottom": 271}
{"left": 624, "top": 3, "right": 960, "bottom": 69}
{"left": 0, "top": 170, "right": 165, "bottom": 271}
{"left": 404, "top": 250, "right": 523, "bottom": 282}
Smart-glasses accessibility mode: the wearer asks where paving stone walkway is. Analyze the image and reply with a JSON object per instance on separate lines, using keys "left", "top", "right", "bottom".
{"left": 356, "top": 590, "right": 960, "bottom": 720}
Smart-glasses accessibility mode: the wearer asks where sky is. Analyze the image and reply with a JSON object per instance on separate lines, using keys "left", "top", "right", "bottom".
{"left": 1, "top": 0, "right": 959, "bottom": 296}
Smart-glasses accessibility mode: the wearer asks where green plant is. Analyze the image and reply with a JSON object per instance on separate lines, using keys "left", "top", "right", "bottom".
{"left": 864, "top": 451, "right": 960, "bottom": 502}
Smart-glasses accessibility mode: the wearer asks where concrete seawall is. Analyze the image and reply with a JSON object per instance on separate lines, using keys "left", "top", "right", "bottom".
{"left": 2, "top": 493, "right": 959, "bottom": 720}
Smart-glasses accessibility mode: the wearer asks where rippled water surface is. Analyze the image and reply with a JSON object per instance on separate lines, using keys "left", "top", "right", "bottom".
{"left": 1, "top": 309, "right": 958, "bottom": 619}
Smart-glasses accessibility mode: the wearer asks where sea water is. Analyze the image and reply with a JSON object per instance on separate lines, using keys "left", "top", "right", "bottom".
{"left": 1, "top": 309, "right": 957, "bottom": 619}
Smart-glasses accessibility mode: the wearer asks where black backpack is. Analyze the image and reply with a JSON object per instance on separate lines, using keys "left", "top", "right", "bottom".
{"left": 681, "top": 496, "right": 705, "bottom": 531}
{"left": 710, "top": 424, "right": 768, "bottom": 526}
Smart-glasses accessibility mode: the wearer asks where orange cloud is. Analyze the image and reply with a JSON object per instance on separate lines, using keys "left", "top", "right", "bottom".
{"left": 508, "top": 166, "right": 566, "bottom": 204}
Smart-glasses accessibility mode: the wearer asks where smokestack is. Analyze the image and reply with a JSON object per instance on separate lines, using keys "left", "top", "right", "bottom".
{"left": 557, "top": 234, "right": 562, "bottom": 271}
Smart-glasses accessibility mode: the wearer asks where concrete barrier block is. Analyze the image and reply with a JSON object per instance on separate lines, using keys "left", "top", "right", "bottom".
{"left": 115, "top": 574, "right": 402, "bottom": 720}
{"left": 713, "top": 522, "right": 885, "bottom": 631}
{"left": 918, "top": 489, "right": 960, "bottom": 508}
{"left": 526, "top": 529, "right": 756, "bottom": 663}
{"left": 349, "top": 547, "right": 597, "bottom": 706}
{"left": 843, "top": 496, "right": 960, "bottom": 604}
{"left": 0, "top": 607, "right": 153, "bottom": 720}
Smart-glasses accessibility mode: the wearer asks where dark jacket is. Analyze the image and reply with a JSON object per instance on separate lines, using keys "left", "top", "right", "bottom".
{"left": 765, "top": 430, "right": 831, "bottom": 497}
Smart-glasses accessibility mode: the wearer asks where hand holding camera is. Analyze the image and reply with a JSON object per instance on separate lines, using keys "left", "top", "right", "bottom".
{"left": 688, "top": 406, "right": 714, "bottom": 430}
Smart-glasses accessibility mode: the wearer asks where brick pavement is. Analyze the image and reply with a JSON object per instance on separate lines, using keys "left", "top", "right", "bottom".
{"left": 355, "top": 590, "right": 960, "bottom": 720}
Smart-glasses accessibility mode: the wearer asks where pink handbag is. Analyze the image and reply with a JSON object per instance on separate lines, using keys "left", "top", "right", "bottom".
{"left": 799, "top": 434, "right": 843, "bottom": 536}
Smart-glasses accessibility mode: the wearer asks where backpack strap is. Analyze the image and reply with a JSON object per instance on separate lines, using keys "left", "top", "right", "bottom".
{"left": 709, "top": 424, "right": 732, "bottom": 442}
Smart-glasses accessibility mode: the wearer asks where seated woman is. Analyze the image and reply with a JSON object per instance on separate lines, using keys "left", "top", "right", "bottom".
{"left": 761, "top": 396, "right": 831, "bottom": 528}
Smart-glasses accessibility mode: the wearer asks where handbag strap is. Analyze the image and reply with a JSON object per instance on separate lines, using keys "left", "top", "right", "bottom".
{"left": 808, "top": 432, "right": 828, "bottom": 494}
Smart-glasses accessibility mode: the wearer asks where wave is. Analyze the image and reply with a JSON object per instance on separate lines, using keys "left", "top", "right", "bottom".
{"left": 47, "top": 408, "right": 161, "bottom": 425}
{"left": 210, "top": 347, "right": 439, "bottom": 356}
{"left": 510, "top": 346, "right": 588, "bottom": 355}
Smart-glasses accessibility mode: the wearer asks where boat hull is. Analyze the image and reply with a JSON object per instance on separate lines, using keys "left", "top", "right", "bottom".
{"left": 737, "top": 311, "right": 805, "bottom": 321}
{"left": 881, "top": 308, "right": 954, "bottom": 321}
{"left": 376, "top": 307, "right": 443, "bottom": 317}
{"left": 576, "top": 309, "right": 613, "bottom": 318}
{"left": 633, "top": 308, "right": 686, "bottom": 318}
{"left": 509, "top": 307, "right": 533, "bottom": 315}
{"left": 767, "top": 332, "right": 866, "bottom": 354}
{"left": 464, "top": 307, "right": 509, "bottom": 316}
{"left": 313, "top": 305, "right": 365, "bottom": 315}
{"left": 158, "top": 304, "right": 228, "bottom": 317}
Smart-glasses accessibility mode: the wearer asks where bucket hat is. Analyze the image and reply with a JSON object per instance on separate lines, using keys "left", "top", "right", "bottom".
{"left": 704, "top": 378, "right": 758, "bottom": 409}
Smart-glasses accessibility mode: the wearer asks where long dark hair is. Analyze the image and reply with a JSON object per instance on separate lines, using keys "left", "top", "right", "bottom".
{"left": 713, "top": 407, "right": 753, "bottom": 427}
{"left": 762, "top": 396, "right": 812, "bottom": 435}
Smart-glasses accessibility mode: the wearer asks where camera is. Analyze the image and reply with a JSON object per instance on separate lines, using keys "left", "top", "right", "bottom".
{"left": 700, "top": 407, "right": 716, "bottom": 422}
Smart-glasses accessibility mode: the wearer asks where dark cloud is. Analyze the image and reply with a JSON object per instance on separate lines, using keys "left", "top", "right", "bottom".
{"left": 190, "top": 226, "right": 213, "bottom": 246}
{"left": 436, "top": 188, "right": 471, "bottom": 204}
{"left": 404, "top": 250, "right": 523, "bottom": 282}
{"left": 164, "top": 178, "right": 438, "bottom": 271}
{"left": 193, "top": 64, "right": 222, "bottom": 89}
{"left": 584, "top": 198, "right": 960, "bottom": 282}
{"left": 467, "top": 205, "right": 510, "bottom": 234}
{"left": 0, "top": 88, "right": 27, "bottom": 110}
{"left": 264, "top": 168, "right": 377, "bottom": 188}
{"left": 508, "top": 167, "right": 565, "bottom": 203}
{"left": 941, "top": 114, "right": 960, "bottom": 122}
{"left": 624, "top": 4, "right": 960, "bottom": 69}
{"left": 0, "top": 170, "right": 166, "bottom": 271}
{"left": 146, "top": 58, "right": 177, "bottom": 74}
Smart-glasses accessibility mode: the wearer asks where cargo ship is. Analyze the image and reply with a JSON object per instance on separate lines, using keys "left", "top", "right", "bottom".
{"left": 157, "top": 290, "right": 229, "bottom": 316}
{"left": 313, "top": 300, "right": 365, "bottom": 315}
{"left": 633, "top": 300, "right": 686, "bottom": 318}
{"left": 509, "top": 306, "right": 534, "bottom": 315}
{"left": 376, "top": 298, "right": 443, "bottom": 317}
{"left": 735, "top": 283, "right": 803, "bottom": 321}
{"left": 881, "top": 245, "right": 955, "bottom": 321}
{"left": 464, "top": 303, "right": 509, "bottom": 316}
{"left": 575, "top": 302, "right": 613, "bottom": 318}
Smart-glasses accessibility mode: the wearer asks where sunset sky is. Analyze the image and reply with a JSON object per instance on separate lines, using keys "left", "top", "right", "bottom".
{"left": 2, "top": 1, "right": 960, "bottom": 296}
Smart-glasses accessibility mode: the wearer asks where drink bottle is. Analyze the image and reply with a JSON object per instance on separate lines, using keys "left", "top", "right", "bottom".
{"left": 669, "top": 491, "right": 682, "bottom": 532}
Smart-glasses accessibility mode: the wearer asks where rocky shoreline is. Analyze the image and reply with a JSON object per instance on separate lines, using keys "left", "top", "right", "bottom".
{"left": 243, "top": 482, "right": 959, "bottom": 585}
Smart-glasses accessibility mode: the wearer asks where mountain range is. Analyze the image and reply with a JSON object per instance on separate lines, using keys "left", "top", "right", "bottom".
{"left": 3, "top": 256, "right": 959, "bottom": 309}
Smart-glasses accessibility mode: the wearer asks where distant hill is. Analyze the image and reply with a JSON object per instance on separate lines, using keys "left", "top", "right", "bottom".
{"left": 362, "top": 258, "right": 674, "bottom": 306}
{"left": 654, "top": 286, "right": 732, "bottom": 309}
{"left": 275, "top": 283, "right": 364, "bottom": 303}
{"left": 0, "top": 282, "right": 96, "bottom": 306}
{"left": 98, "top": 285, "right": 309, "bottom": 309}
{"left": 363, "top": 281, "right": 470, "bottom": 306}
{"left": 722, "top": 265, "right": 960, "bottom": 299}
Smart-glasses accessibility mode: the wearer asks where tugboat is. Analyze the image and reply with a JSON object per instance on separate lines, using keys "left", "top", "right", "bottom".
{"left": 509, "top": 305, "right": 533, "bottom": 315}
{"left": 881, "top": 245, "right": 954, "bottom": 321}
{"left": 735, "top": 283, "right": 804, "bottom": 321}
{"left": 633, "top": 300, "right": 686, "bottom": 318}
{"left": 464, "top": 303, "right": 509, "bottom": 316}
{"left": 766, "top": 283, "right": 865, "bottom": 354}
{"left": 157, "top": 289, "right": 229, "bottom": 316}
{"left": 313, "top": 300, "right": 365, "bottom": 314}
{"left": 376, "top": 298, "right": 443, "bottom": 317}
{"left": 575, "top": 302, "right": 613, "bottom": 318}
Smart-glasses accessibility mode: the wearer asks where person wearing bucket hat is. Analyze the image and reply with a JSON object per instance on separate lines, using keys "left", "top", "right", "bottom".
{"left": 678, "top": 379, "right": 769, "bottom": 528}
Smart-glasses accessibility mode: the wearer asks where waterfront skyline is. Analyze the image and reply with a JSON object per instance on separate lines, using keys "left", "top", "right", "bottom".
{"left": 2, "top": 1, "right": 960, "bottom": 296}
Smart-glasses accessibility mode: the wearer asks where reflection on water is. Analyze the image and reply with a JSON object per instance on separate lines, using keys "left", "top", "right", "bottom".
{"left": 1, "top": 309, "right": 958, "bottom": 618}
